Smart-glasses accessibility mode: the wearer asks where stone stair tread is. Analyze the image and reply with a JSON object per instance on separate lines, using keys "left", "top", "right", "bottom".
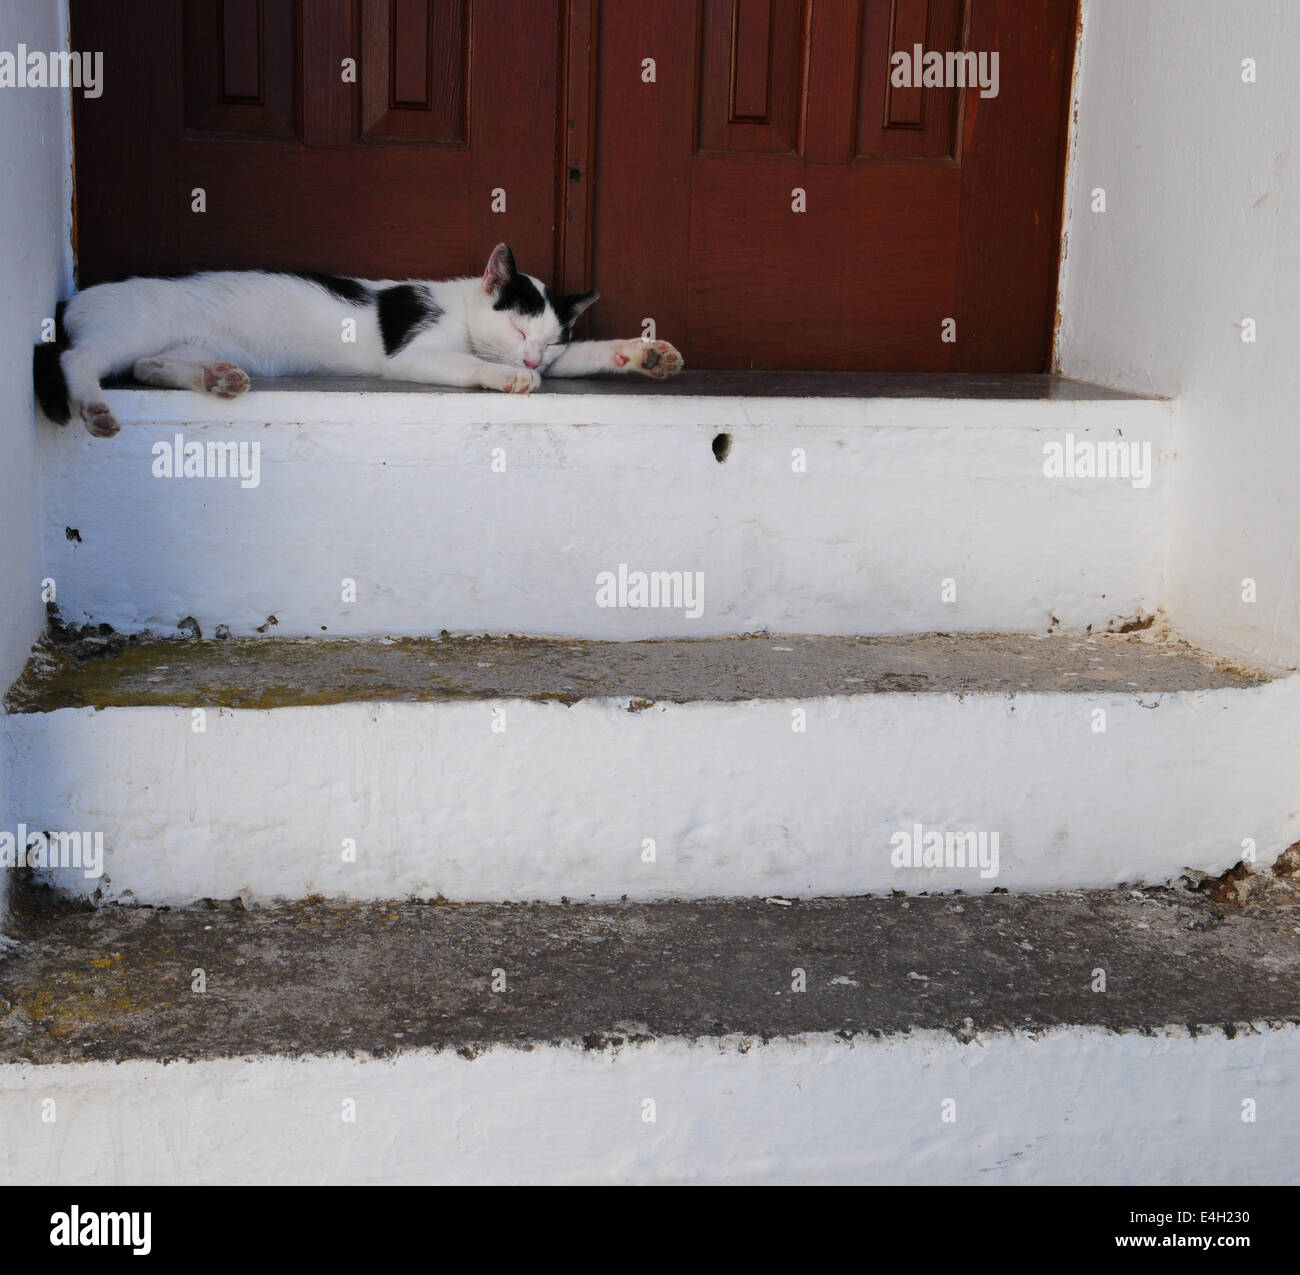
{"left": 4, "top": 630, "right": 1265, "bottom": 713}
{"left": 2, "top": 886, "right": 1298, "bottom": 1065}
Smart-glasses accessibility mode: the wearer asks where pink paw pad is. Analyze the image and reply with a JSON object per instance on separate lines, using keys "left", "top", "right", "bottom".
{"left": 203, "top": 363, "right": 251, "bottom": 399}
{"left": 81, "top": 402, "right": 120, "bottom": 438}
{"left": 637, "top": 341, "right": 684, "bottom": 378}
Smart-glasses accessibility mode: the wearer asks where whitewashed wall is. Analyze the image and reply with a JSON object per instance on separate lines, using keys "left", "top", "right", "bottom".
{"left": 0, "top": 0, "right": 73, "bottom": 928}
{"left": 1058, "top": 0, "right": 1300, "bottom": 668}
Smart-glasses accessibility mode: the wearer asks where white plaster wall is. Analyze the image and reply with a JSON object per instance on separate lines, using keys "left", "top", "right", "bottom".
{"left": 40, "top": 392, "right": 1173, "bottom": 640}
{"left": 2, "top": 1026, "right": 1297, "bottom": 1184}
{"left": 9, "top": 677, "right": 1298, "bottom": 905}
{"left": 0, "top": 0, "right": 74, "bottom": 930}
{"left": 1058, "top": 0, "right": 1300, "bottom": 667}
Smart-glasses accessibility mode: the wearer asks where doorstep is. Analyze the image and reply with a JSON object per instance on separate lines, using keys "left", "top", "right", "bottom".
{"left": 41, "top": 372, "right": 1174, "bottom": 639}
{"left": 90, "top": 368, "right": 1159, "bottom": 426}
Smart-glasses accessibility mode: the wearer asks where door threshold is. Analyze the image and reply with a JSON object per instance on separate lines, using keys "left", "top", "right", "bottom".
{"left": 91, "top": 370, "right": 1168, "bottom": 427}
{"left": 105, "top": 368, "right": 1157, "bottom": 402}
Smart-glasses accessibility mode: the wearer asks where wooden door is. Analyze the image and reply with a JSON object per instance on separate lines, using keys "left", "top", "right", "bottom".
{"left": 70, "top": 0, "right": 561, "bottom": 285}
{"left": 70, "top": 1, "right": 1074, "bottom": 372}
{"left": 583, "top": 0, "right": 1076, "bottom": 370}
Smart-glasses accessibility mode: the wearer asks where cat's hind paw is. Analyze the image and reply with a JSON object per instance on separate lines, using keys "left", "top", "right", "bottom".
{"left": 203, "top": 362, "right": 251, "bottom": 399}
{"left": 80, "top": 401, "right": 120, "bottom": 438}
{"left": 616, "top": 339, "right": 684, "bottom": 379}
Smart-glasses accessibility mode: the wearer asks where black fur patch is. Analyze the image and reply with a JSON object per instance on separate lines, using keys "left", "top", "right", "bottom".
{"left": 551, "top": 289, "right": 598, "bottom": 343}
{"left": 288, "top": 270, "right": 372, "bottom": 306}
{"left": 492, "top": 272, "right": 547, "bottom": 317}
{"left": 377, "top": 283, "right": 444, "bottom": 356}
{"left": 32, "top": 299, "right": 70, "bottom": 424}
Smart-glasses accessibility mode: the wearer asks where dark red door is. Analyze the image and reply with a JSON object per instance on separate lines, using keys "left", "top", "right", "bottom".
{"left": 70, "top": 0, "right": 561, "bottom": 284}
{"left": 586, "top": 0, "right": 1076, "bottom": 370}
{"left": 70, "top": 1, "right": 1075, "bottom": 371}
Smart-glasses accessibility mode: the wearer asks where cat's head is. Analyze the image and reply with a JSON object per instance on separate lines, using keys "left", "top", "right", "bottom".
{"left": 471, "top": 242, "right": 598, "bottom": 370}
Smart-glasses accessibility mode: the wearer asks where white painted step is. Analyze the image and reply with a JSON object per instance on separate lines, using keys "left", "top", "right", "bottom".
{"left": 5, "top": 632, "right": 1294, "bottom": 906}
{"left": 8, "top": 1027, "right": 1297, "bottom": 1185}
{"left": 40, "top": 373, "right": 1172, "bottom": 639}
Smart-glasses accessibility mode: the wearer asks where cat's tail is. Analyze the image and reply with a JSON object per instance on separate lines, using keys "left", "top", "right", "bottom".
{"left": 32, "top": 300, "right": 71, "bottom": 424}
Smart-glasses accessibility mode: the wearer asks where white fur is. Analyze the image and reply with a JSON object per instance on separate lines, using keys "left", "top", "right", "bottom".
{"left": 52, "top": 245, "right": 684, "bottom": 437}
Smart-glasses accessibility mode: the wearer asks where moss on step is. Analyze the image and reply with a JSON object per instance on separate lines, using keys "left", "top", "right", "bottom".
{"left": 3, "top": 629, "right": 1271, "bottom": 715}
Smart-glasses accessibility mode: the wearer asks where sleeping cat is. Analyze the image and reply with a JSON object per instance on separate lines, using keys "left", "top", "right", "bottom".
{"left": 33, "top": 242, "right": 684, "bottom": 437}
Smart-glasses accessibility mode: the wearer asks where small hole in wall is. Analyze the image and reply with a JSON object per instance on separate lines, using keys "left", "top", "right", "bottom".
{"left": 65, "top": 527, "right": 81, "bottom": 542}
{"left": 712, "top": 433, "right": 732, "bottom": 463}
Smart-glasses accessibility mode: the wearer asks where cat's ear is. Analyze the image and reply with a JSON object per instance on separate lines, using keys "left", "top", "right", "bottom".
{"left": 560, "top": 290, "right": 599, "bottom": 325}
{"left": 483, "top": 243, "right": 517, "bottom": 296}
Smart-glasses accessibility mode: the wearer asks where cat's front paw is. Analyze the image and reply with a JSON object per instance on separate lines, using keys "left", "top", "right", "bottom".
{"left": 615, "top": 339, "right": 684, "bottom": 379}
{"left": 203, "top": 362, "right": 251, "bottom": 399}
{"left": 80, "top": 401, "right": 120, "bottom": 438}
{"left": 493, "top": 367, "right": 541, "bottom": 394}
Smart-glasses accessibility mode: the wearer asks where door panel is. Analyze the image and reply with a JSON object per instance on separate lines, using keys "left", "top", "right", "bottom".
{"left": 181, "top": 0, "right": 297, "bottom": 137}
{"left": 696, "top": 0, "right": 806, "bottom": 155}
{"left": 71, "top": 0, "right": 561, "bottom": 285}
{"left": 359, "top": 0, "right": 469, "bottom": 143}
{"left": 589, "top": 0, "right": 1076, "bottom": 371}
{"left": 860, "top": 0, "right": 964, "bottom": 159}
{"left": 685, "top": 160, "right": 960, "bottom": 369}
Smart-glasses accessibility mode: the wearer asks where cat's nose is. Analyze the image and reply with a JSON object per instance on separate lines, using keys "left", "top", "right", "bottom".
{"left": 524, "top": 354, "right": 540, "bottom": 368}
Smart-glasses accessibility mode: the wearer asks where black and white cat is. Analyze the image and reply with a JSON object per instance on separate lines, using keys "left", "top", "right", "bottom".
{"left": 33, "top": 243, "right": 684, "bottom": 437}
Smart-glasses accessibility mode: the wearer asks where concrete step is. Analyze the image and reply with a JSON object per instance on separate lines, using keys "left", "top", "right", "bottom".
{"left": 2, "top": 884, "right": 1299, "bottom": 1183}
{"left": 40, "top": 372, "right": 1171, "bottom": 639}
{"left": 4, "top": 630, "right": 1296, "bottom": 905}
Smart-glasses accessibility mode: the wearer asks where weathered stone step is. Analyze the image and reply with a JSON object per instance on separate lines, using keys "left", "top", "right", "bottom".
{"left": 2, "top": 628, "right": 1263, "bottom": 711}
{"left": 3, "top": 630, "right": 1296, "bottom": 905}
{"left": 39, "top": 372, "right": 1172, "bottom": 639}
{"left": 4, "top": 883, "right": 1298, "bottom": 1063}
{"left": 2, "top": 885, "right": 1298, "bottom": 1184}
